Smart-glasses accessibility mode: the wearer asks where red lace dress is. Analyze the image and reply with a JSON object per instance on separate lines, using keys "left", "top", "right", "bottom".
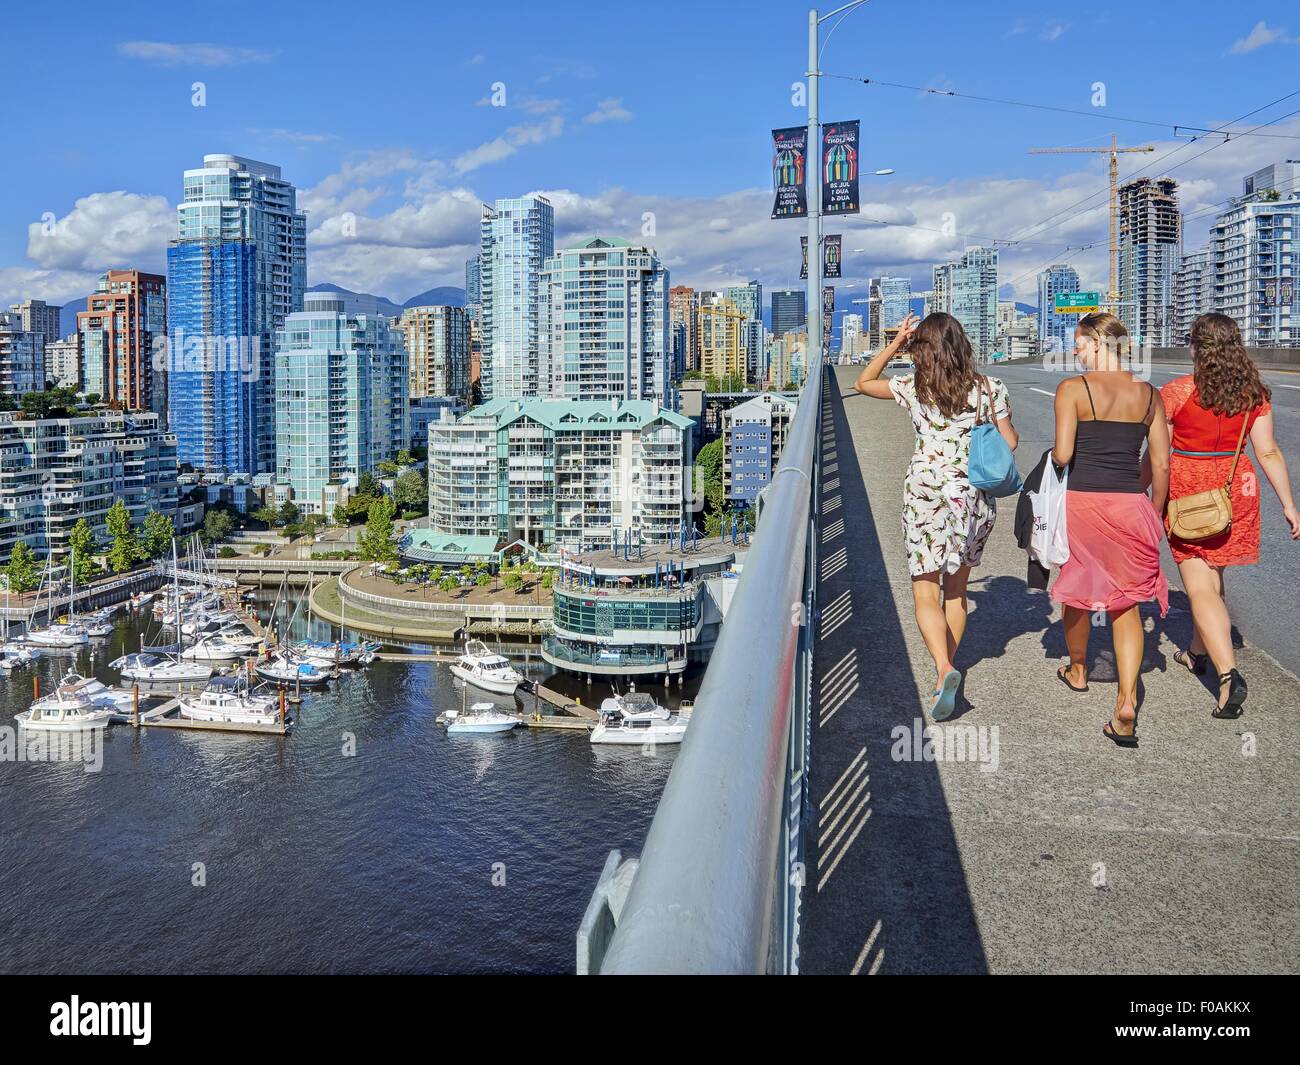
{"left": 1161, "top": 374, "right": 1270, "bottom": 567}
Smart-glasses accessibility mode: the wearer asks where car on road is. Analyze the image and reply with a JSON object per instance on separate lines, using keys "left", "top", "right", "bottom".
{"left": 887, "top": 357, "right": 914, "bottom": 371}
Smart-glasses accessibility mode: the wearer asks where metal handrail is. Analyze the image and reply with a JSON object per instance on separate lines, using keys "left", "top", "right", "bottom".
{"left": 596, "top": 354, "right": 820, "bottom": 974}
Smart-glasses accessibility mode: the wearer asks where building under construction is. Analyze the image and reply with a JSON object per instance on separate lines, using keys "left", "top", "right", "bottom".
{"left": 1118, "top": 177, "right": 1181, "bottom": 346}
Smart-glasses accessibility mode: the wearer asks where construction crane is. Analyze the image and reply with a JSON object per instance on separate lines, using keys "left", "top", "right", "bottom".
{"left": 1028, "top": 133, "right": 1155, "bottom": 309}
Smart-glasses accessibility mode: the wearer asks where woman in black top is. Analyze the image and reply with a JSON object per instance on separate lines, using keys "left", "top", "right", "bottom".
{"left": 1051, "top": 313, "right": 1170, "bottom": 747}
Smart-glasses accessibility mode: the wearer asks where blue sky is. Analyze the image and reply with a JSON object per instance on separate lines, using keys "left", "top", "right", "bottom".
{"left": 3, "top": 0, "right": 1298, "bottom": 309}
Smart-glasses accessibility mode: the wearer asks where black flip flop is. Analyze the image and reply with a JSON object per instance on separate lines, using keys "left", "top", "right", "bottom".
{"left": 1057, "top": 665, "right": 1088, "bottom": 693}
{"left": 1102, "top": 721, "right": 1139, "bottom": 748}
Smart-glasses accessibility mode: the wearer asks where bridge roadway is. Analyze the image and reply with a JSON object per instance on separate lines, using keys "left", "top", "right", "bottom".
{"left": 800, "top": 364, "right": 1300, "bottom": 975}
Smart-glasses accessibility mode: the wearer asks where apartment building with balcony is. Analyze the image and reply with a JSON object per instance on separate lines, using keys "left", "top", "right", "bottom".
{"left": 0, "top": 313, "right": 44, "bottom": 396}
{"left": 723, "top": 393, "right": 797, "bottom": 506}
{"left": 1211, "top": 183, "right": 1300, "bottom": 347}
{"left": 0, "top": 407, "right": 179, "bottom": 558}
{"left": 77, "top": 269, "right": 167, "bottom": 413}
{"left": 426, "top": 397, "right": 693, "bottom": 551}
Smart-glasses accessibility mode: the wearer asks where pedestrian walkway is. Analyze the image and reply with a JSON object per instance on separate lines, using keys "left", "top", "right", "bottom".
{"left": 800, "top": 365, "right": 1300, "bottom": 975}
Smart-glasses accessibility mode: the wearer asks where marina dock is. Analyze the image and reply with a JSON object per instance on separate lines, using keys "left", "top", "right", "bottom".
{"left": 110, "top": 692, "right": 291, "bottom": 736}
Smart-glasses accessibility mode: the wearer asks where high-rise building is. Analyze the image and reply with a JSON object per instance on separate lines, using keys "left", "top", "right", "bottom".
{"left": 842, "top": 313, "right": 866, "bottom": 357}
{"left": 725, "top": 281, "right": 763, "bottom": 324}
{"left": 426, "top": 398, "right": 693, "bottom": 549}
{"left": 770, "top": 289, "right": 807, "bottom": 340}
{"left": 46, "top": 335, "right": 82, "bottom": 390}
{"left": 768, "top": 331, "right": 806, "bottom": 389}
{"left": 1243, "top": 161, "right": 1300, "bottom": 200}
{"left": 878, "top": 276, "right": 912, "bottom": 331}
{"left": 723, "top": 393, "right": 797, "bottom": 505}
{"left": 935, "top": 248, "right": 998, "bottom": 360}
{"left": 0, "top": 407, "right": 178, "bottom": 559}
{"left": 698, "top": 297, "right": 746, "bottom": 382}
{"left": 0, "top": 313, "right": 43, "bottom": 395}
{"left": 669, "top": 285, "right": 699, "bottom": 374}
{"left": 77, "top": 269, "right": 167, "bottom": 412}
{"left": 400, "top": 305, "right": 470, "bottom": 403}
{"left": 479, "top": 194, "right": 554, "bottom": 400}
{"left": 1118, "top": 177, "right": 1180, "bottom": 346}
{"left": 464, "top": 255, "right": 481, "bottom": 306}
{"left": 1036, "top": 265, "right": 1081, "bottom": 355}
{"left": 1172, "top": 249, "right": 1214, "bottom": 345}
{"left": 1211, "top": 170, "right": 1300, "bottom": 347}
{"left": 539, "top": 237, "right": 671, "bottom": 405}
{"left": 7, "top": 298, "right": 62, "bottom": 348}
{"left": 167, "top": 154, "right": 306, "bottom": 475}
{"left": 273, "top": 293, "right": 407, "bottom": 516}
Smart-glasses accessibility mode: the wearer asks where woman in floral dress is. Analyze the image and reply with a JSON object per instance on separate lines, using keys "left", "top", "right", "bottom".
{"left": 854, "top": 312, "right": 1018, "bottom": 719}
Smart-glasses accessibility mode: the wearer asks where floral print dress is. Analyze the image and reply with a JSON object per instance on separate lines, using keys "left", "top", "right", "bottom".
{"left": 888, "top": 374, "right": 1010, "bottom": 577}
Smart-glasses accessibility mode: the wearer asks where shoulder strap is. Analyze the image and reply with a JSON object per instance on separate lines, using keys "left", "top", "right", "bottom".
{"left": 1143, "top": 382, "right": 1156, "bottom": 425}
{"left": 1080, "top": 376, "right": 1097, "bottom": 420}
{"left": 974, "top": 375, "right": 990, "bottom": 425}
{"left": 1225, "top": 411, "right": 1250, "bottom": 489}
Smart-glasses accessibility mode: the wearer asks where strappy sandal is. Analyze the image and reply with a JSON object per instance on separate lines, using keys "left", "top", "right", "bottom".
{"left": 1173, "top": 649, "right": 1208, "bottom": 675}
{"left": 1212, "top": 669, "right": 1247, "bottom": 719}
{"left": 1057, "top": 665, "right": 1088, "bottom": 693}
{"left": 1102, "top": 720, "right": 1139, "bottom": 748}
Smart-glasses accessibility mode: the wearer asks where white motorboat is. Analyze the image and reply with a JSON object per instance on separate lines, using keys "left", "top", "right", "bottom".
{"left": 178, "top": 676, "right": 281, "bottom": 725}
{"left": 0, "top": 642, "right": 36, "bottom": 668}
{"left": 445, "top": 702, "right": 519, "bottom": 734}
{"left": 110, "top": 652, "right": 213, "bottom": 684}
{"left": 180, "top": 634, "right": 257, "bottom": 662}
{"left": 17, "top": 679, "right": 114, "bottom": 731}
{"left": 26, "top": 622, "right": 90, "bottom": 648}
{"left": 289, "top": 639, "right": 375, "bottom": 668}
{"left": 0, "top": 652, "right": 22, "bottom": 672}
{"left": 449, "top": 640, "right": 523, "bottom": 695}
{"left": 255, "top": 652, "right": 335, "bottom": 687}
{"left": 84, "top": 619, "right": 115, "bottom": 638}
{"left": 48, "top": 672, "right": 136, "bottom": 714}
{"left": 590, "top": 689, "right": 688, "bottom": 746}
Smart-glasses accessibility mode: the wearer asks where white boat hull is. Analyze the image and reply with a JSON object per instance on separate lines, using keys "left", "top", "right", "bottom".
{"left": 447, "top": 719, "right": 518, "bottom": 734}
{"left": 16, "top": 713, "right": 111, "bottom": 732}
{"left": 589, "top": 722, "right": 687, "bottom": 745}
{"left": 449, "top": 665, "right": 520, "bottom": 695}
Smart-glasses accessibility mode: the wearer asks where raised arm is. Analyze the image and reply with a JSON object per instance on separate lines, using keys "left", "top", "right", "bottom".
{"left": 1052, "top": 379, "right": 1080, "bottom": 467}
{"left": 853, "top": 312, "right": 919, "bottom": 400}
{"left": 1249, "top": 410, "right": 1300, "bottom": 539}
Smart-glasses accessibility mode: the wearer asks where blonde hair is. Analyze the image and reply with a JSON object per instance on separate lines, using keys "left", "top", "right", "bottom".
{"left": 1076, "top": 311, "right": 1132, "bottom": 367}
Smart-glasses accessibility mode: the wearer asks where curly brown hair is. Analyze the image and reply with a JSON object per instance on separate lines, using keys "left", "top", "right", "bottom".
{"left": 1190, "top": 313, "right": 1271, "bottom": 415}
{"left": 909, "top": 312, "right": 979, "bottom": 418}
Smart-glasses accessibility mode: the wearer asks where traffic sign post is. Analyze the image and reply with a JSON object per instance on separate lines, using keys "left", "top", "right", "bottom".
{"left": 1055, "top": 291, "right": 1100, "bottom": 314}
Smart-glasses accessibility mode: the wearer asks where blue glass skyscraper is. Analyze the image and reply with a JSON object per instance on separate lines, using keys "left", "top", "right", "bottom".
{"left": 166, "top": 154, "right": 306, "bottom": 475}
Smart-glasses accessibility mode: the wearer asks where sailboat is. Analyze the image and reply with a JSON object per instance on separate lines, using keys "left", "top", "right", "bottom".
{"left": 26, "top": 552, "right": 89, "bottom": 648}
{"left": 110, "top": 539, "right": 212, "bottom": 684}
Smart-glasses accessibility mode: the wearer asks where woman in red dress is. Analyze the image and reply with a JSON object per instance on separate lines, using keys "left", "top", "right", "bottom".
{"left": 1162, "top": 313, "right": 1300, "bottom": 718}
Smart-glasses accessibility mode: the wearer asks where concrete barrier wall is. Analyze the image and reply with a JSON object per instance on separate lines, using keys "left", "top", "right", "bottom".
{"left": 1151, "top": 346, "right": 1300, "bottom": 371}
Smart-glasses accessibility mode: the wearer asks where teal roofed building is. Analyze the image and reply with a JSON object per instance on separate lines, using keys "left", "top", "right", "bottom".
{"left": 427, "top": 397, "right": 694, "bottom": 550}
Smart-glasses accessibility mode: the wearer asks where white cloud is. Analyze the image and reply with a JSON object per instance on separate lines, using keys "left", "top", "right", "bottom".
{"left": 0, "top": 266, "right": 103, "bottom": 310}
{"left": 248, "top": 127, "right": 338, "bottom": 145}
{"left": 453, "top": 116, "right": 565, "bottom": 174}
{"left": 1229, "top": 21, "right": 1292, "bottom": 54}
{"left": 26, "top": 191, "right": 173, "bottom": 273}
{"left": 583, "top": 97, "right": 634, "bottom": 124}
{"left": 1041, "top": 23, "right": 1069, "bottom": 42}
{"left": 117, "top": 41, "right": 272, "bottom": 67}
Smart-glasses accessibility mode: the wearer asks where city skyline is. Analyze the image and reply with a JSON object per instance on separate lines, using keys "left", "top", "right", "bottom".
{"left": 2, "top": 2, "right": 1299, "bottom": 311}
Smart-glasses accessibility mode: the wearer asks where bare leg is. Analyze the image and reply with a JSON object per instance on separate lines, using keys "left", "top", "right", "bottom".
{"left": 1178, "top": 558, "right": 1235, "bottom": 686}
{"left": 1109, "top": 605, "right": 1145, "bottom": 735}
{"left": 912, "top": 573, "right": 955, "bottom": 691}
{"left": 941, "top": 566, "right": 971, "bottom": 664}
{"left": 1061, "top": 605, "right": 1091, "bottom": 689}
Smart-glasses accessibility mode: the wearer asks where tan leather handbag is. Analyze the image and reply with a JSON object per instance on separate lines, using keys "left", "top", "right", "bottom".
{"left": 1167, "top": 415, "right": 1249, "bottom": 541}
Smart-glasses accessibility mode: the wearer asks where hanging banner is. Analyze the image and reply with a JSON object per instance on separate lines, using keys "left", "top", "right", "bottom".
{"left": 800, "top": 235, "right": 842, "bottom": 279}
{"left": 771, "top": 127, "right": 808, "bottom": 219}
{"left": 1283, "top": 280, "right": 1294, "bottom": 304}
{"left": 821, "top": 120, "right": 860, "bottom": 216}
{"left": 823, "top": 285, "right": 835, "bottom": 342}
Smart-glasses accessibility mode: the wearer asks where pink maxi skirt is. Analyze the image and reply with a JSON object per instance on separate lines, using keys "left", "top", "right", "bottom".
{"left": 1051, "top": 491, "right": 1169, "bottom": 616}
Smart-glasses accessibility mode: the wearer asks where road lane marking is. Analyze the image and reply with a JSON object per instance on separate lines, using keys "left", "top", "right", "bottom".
{"left": 1028, "top": 387, "right": 1056, "bottom": 397}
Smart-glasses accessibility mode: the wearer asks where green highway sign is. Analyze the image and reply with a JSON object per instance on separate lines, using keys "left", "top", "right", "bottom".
{"left": 1055, "top": 291, "right": 1100, "bottom": 314}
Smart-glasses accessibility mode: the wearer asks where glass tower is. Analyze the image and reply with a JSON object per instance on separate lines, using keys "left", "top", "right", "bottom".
{"left": 167, "top": 154, "right": 306, "bottom": 475}
{"left": 479, "top": 195, "right": 554, "bottom": 400}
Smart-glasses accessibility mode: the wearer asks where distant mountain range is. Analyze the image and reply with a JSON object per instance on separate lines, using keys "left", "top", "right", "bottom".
{"left": 307, "top": 283, "right": 466, "bottom": 316}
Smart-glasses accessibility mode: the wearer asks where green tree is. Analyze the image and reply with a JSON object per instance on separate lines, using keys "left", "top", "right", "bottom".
{"left": 250, "top": 505, "right": 279, "bottom": 527}
{"left": 475, "top": 572, "right": 491, "bottom": 589}
{"left": 395, "top": 449, "right": 414, "bottom": 467}
{"left": 277, "top": 500, "right": 301, "bottom": 526}
{"left": 5, "top": 540, "right": 40, "bottom": 593}
{"left": 376, "top": 459, "right": 399, "bottom": 476}
{"left": 202, "top": 507, "right": 235, "bottom": 544}
{"left": 356, "top": 471, "right": 380, "bottom": 498}
{"left": 67, "top": 518, "right": 97, "bottom": 585}
{"left": 540, "top": 568, "right": 554, "bottom": 591}
{"left": 105, "top": 499, "right": 142, "bottom": 573}
{"left": 438, "top": 575, "right": 458, "bottom": 595}
{"left": 357, "top": 496, "right": 398, "bottom": 562}
{"left": 394, "top": 469, "right": 428, "bottom": 513}
{"left": 141, "top": 511, "right": 175, "bottom": 559}
{"left": 502, "top": 568, "right": 524, "bottom": 594}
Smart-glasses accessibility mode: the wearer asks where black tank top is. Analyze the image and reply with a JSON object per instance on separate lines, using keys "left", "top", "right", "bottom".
{"left": 1068, "top": 377, "right": 1155, "bottom": 494}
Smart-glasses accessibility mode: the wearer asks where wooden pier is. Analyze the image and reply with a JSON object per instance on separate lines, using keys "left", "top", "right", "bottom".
{"left": 113, "top": 691, "right": 291, "bottom": 736}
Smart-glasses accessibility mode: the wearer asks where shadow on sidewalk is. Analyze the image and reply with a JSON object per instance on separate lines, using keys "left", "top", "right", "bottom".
{"left": 800, "top": 376, "right": 988, "bottom": 974}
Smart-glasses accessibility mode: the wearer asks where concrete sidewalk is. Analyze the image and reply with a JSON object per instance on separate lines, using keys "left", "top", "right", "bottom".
{"left": 799, "top": 365, "right": 1300, "bottom": 975}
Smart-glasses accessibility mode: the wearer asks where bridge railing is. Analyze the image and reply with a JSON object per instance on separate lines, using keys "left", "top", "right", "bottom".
{"left": 578, "top": 355, "right": 823, "bottom": 974}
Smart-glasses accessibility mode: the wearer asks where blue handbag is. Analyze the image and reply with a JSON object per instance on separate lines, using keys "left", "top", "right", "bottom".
{"left": 968, "top": 376, "right": 1023, "bottom": 496}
